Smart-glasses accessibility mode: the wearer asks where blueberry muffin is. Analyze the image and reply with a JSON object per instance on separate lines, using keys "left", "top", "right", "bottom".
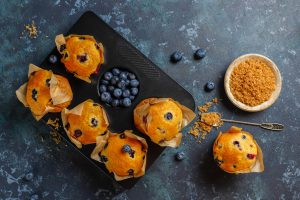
{"left": 55, "top": 34, "right": 104, "bottom": 82}
{"left": 213, "top": 126, "right": 264, "bottom": 173}
{"left": 91, "top": 130, "right": 148, "bottom": 181}
{"left": 134, "top": 98, "right": 195, "bottom": 147}
{"left": 62, "top": 100, "right": 109, "bottom": 148}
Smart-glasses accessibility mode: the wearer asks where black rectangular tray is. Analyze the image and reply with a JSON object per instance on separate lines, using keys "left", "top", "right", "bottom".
{"left": 41, "top": 11, "right": 195, "bottom": 190}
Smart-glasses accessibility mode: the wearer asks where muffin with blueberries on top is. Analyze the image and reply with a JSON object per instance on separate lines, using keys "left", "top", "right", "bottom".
{"left": 213, "top": 126, "right": 264, "bottom": 173}
{"left": 91, "top": 130, "right": 148, "bottom": 181}
{"left": 134, "top": 98, "right": 195, "bottom": 147}
{"left": 55, "top": 34, "right": 104, "bottom": 83}
{"left": 61, "top": 99, "right": 109, "bottom": 149}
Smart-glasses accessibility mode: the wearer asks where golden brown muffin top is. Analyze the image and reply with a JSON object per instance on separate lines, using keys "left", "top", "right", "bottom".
{"left": 66, "top": 101, "right": 108, "bottom": 145}
{"left": 213, "top": 126, "right": 258, "bottom": 173}
{"left": 100, "top": 134, "right": 146, "bottom": 177}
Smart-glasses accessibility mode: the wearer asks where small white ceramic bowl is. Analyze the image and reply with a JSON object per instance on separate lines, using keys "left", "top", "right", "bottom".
{"left": 224, "top": 54, "right": 282, "bottom": 112}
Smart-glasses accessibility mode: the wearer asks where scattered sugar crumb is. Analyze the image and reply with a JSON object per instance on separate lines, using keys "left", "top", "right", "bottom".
{"left": 46, "top": 118, "right": 60, "bottom": 130}
{"left": 21, "top": 21, "right": 38, "bottom": 39}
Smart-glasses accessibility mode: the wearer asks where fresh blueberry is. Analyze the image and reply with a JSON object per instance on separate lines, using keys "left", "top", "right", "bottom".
{"left": 175, "top": 151, "right": 185, "bottom": 161}
{"left": 100, "top": 92, "right": 111, "bottom": 103}
{"left": 119, "top": 72, "right": 128, "bottom": 80}
{"left": 130, "top": 79, "right": 139, "bottom": 87}
{"left": 129, "top": 95, "right": 135, "bottom": 100}
{"left": 48, "top": 55, "right": 57, "bottom": 64}
{"left": 205, "top": 81, "right": 215, "bottom": 92}
{"left": 112, "top": 68, "right": 120, "bottom": 76}
{"left": 122, "top": 89, "right": 130, "bottom": 98}
{"left": 194, "top": 48, "right": 206, "bottom": 60}
{"left": 128, "top": 73, "right": 136, "bottom": 80}
{"left": 99, "top": 85, "right": 107, "bottom": 93}
{"left": 117, "top": 80, "right": 126, "bottom": 89}
{"left": 25, "top": 172, "right": 34, "bottom": 181}
{"left": 101, "top": 79, "right": 109, "bottom": 85}
{"left": 113, "top": 88, "right": 122, "bottom": 98}
{"left": 122, "top": 144, "right": 131, "bottom": 153}
{"left": 170, "top": 51, "right": 183, "bottom": 63}
{"left": 111, "top": 99, "right": 120, "bottom": 107}
{"left": 107, "top": 85, "right": 115, "bottom": 92}
{"left": 130, "top": 88, "right": 138, "bottom": 96}
{"left": 104, "top": 72, "right": 113, "bottom": 81}
{"left": 125, "top": 79, "right": 130, "bottom": 86}
{"left": 110, "top": 76, "right": 119, "bottom": 85}
{"left": 122, "top": 98, "right": 132, "bottom": 107}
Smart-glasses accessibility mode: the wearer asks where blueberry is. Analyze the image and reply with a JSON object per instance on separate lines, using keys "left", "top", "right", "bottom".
{"left": 48, "top": 55, "right": 57, "bottom": 64}
{"left": 122, "top": 144, "right": 131, "bottom": 153}
{"left": 111, "top": 99, "right": 120, "bottom": 107}
{"left": 113, "top": 88, "right": 122, "bottom": 98}
{"left": 99, "top": 85, "right": 107, "bottom": 93}
{"left": 170, "top": 51, "right": 183, "bottom": 63}
{"left": 30, "top": 194, "right": 39, "bottom": 200}
{"left": 25, "top": 172, "right": 34, "bottom": 181}
{"left": 104, "top": 72, "right": 113, "bottom": 81}
{"left": 117, "top": 80, "right": 126, "bottom": 89}
{"left": 194, "top": 48, "right": 206, "bottom": 59}
{"left": 101, "top": 79, "right": 109, "bottom": 85}
{"left": 112, "top": 68, "right": 120, "bottom": 76}
{"left": 122, "top": 89, "right": 130, "bottom": 98}
{"left": 164, "top": 112, "right": 173, "bottom": 120}
{"left": 107, "top": 85, "right": 115, "bottom": 92}
{"left": 125, "top": 79, "right": 130, "bottom": 86}
{"left": 130, "top": 79, "right": 139, "bottom": 87}
{"left": 122, "top": 98, "right": 132, "bottom": 107}
{"left": 129, "top": 95, "right": 135, "bottom": 100}
{"left": 130, "top": 88, "right": 138, "bottom": 96}
{"left": 128, "top": 73, "right": 136, "bottom": 80}
{"left": 119, "top": 72, "right": 128, "bottom": 80}
{"left": 101, "top": 92, "right": 112, "bottom": 103}
{"left": 205, "top": 81, "right": 215, "bottom": 92}
{"left": 110, "top": 76, "right": 119, "bottom": 85}
{"left": 175, "top": 151, "right": 185, "bottom": 161}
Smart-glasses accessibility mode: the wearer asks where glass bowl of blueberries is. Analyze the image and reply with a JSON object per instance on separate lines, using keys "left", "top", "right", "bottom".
{"left": 98, "top": 67, "right": 139, "bottom": 108}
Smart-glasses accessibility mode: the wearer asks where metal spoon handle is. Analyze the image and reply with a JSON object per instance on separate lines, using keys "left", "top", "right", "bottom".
{"left": 221, "top": 119, "right": 260, "bottom": 126}
{"left": 221, "top": 119, "right": 284, "bottom": 131}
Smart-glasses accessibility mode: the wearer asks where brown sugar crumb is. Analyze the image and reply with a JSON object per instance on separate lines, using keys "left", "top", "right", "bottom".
{"left": 50, "top": 130, "right": 61, "bottom": 145}
{"left": 189, "top": 98, "right": 223, "bottom": 143}
{"left": 21, "top": 21, "right": 38, "bottom": 39}
{"left": 46, "top": 118, "right": 60, "bottom": 130}
{"left": 230, "top": 58, "right": 276, "bottom": 106}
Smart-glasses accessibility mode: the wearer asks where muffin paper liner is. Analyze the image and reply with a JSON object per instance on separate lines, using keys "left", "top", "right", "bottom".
{"left": 15, "top": 64, "right": 73, "bottom": 121}
{"left": 91, "top": 130, "right": 148, "bottom": 181}
{"left": 214, "top": 127, "right": 264, "bottom": 174}
{"left": 61, "top": 99, "right": 109, "bottom": 149}
{"left": 134, "top": 98, "right": 196, "bottom": 148}
{"left": 55, "top": 34, "right": 104, "bottom": 83}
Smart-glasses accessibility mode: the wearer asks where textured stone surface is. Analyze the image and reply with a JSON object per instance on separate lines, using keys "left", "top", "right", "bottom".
{"left": 0, "top": 0, "right": 300, "bottom": 199}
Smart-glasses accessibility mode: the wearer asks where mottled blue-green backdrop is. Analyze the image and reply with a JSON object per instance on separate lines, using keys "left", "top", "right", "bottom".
{"left": 1, "top": 0, "right": 299, "bottom": 199}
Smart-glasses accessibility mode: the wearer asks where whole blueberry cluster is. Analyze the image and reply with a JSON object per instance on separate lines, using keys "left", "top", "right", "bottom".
{"left": 99, "top": 68, "right": 139, "bottom": 107}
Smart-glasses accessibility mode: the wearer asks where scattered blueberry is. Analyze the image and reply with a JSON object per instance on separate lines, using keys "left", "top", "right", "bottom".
{"left": 111, "top": 99, "right": 120, "bottom": 107}
{"left": 170, "top": 51, "right": 183, "bottom": 63}
{"left": 130, "top": 79, "right": 139, "bottom": 87}
{"left": 131, "top": 88, "right": 138, "bottom": 96}
{"left": 122, "top": 98, "right": 132, "bottom": 107}
{"left": 48, "top": 55, "right": 57, "bottom": 64}
{"left": 205, "top": 81, "right": 215, "bottom": 92}
{"left": 25, "top": 172, "right": 34, "bottom": 181}
{"left": 119, "top": 72, "right": 128, "bottom": 80}
{"left": 104, "top": 72, "right": 113, "bottom": 81}
{"left": 194, "top": 48, "right": 206, "bottom": 59}
{"left": 122, "top": 89, "right": 130, "bottom": 98}
{"left": 101, "top": 80, "right": 109, "bottom": 85}
{"left": 113, "top": 88, "right": 122, "bottom": 98}
{"left": 175, "top": 152, "right": 185, "bottom": 161}
{"left": 128, "top": 73, "right": 136, "bottom": 80}
{"left": 99, "top": 85, "right": 107, "bottom": 93}
{"left": 122, "top": 144, "right": 131, "bottom": 153}
{"left": 112, "top": 68, "right": 120, "bottom": 76}
{"left": 107, "top": 85, "right": 115, "bottom": 92}
{"left": 101, "top": 92, "right": 112, "bottom": 103}
{"left": 110, "top": 76, "right": 119, "bottom": 85}
{"left": 117, "top": 80, "right": 126, "bottom": 89}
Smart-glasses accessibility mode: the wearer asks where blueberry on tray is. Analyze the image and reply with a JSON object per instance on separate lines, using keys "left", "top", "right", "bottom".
{"left": 99, "top": 68, "right": 139, "bottom": 107}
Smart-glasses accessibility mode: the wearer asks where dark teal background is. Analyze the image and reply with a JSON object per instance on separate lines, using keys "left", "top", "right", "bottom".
{"left": 0, "top": 0, "right": 299, "bottom": 199}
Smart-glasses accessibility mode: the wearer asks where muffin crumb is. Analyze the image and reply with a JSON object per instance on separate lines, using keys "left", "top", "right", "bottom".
{"left": 46, "top": 118, "right": 60, "bottom": 130}
{"left": 22, "top": 21, "right": 38, "bottom": 39}
{"left": 50, "top": 130, "right": 61, "bottom": 144}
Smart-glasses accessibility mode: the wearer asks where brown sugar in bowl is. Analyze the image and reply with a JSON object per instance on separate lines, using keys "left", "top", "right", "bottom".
{"left": 224, "top": 54, "right": 282, "bottom": 112}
